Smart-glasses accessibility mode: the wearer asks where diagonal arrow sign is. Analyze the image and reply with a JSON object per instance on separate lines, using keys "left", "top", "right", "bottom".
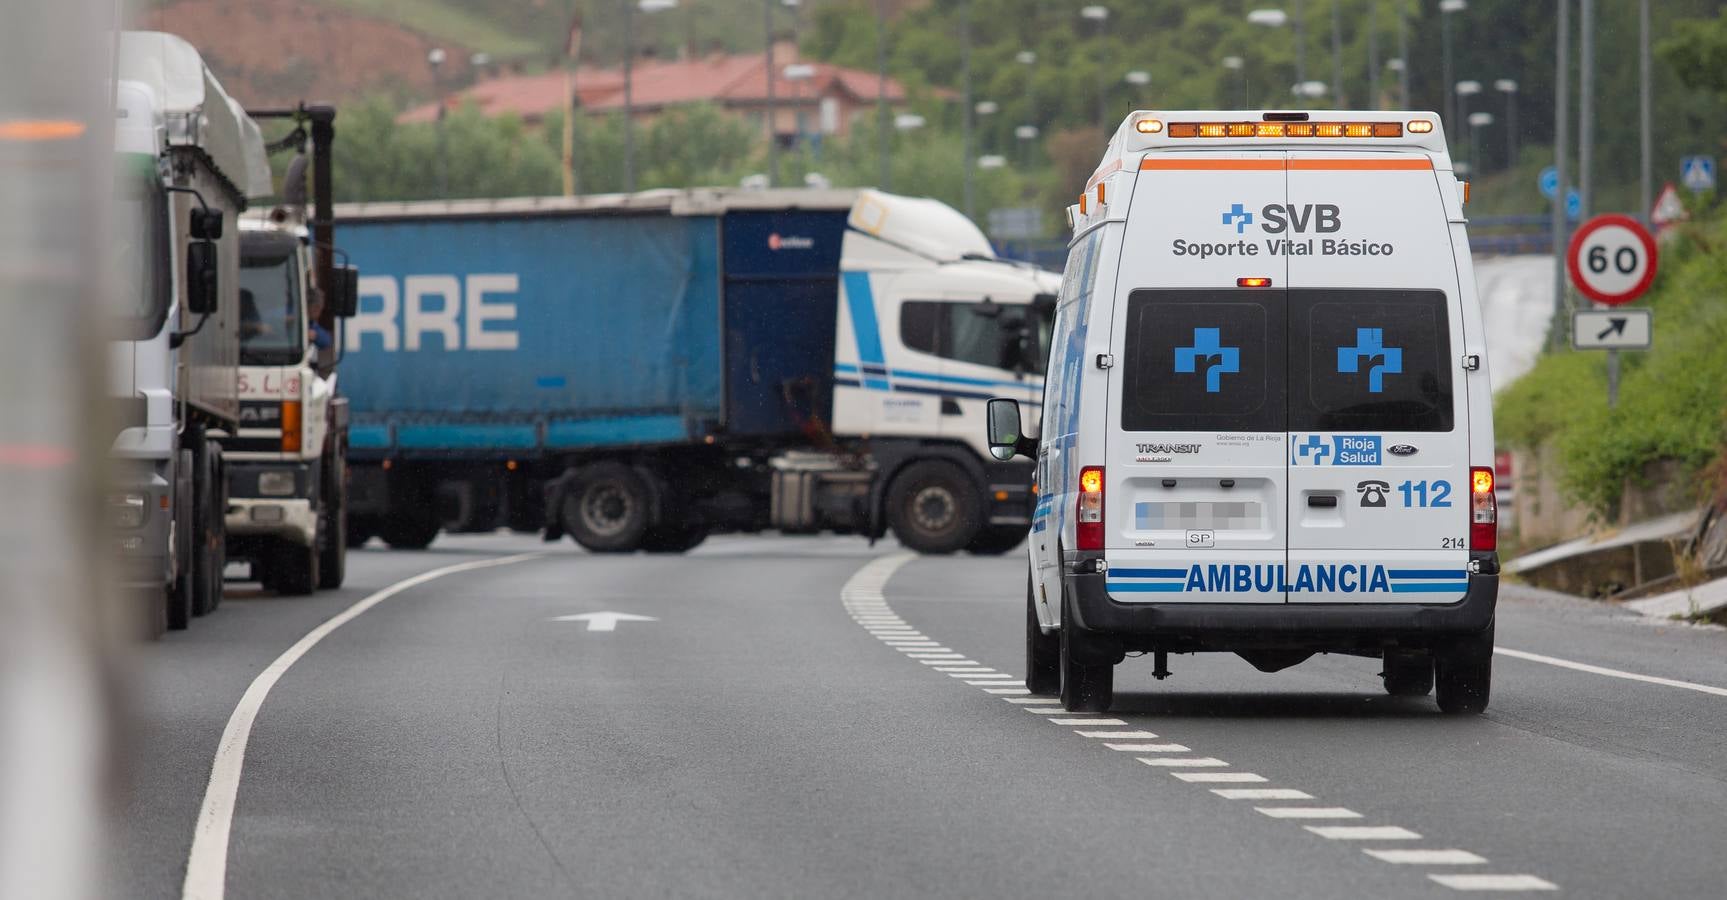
{"left": 1596, "top": 318, "right": 1628, "bottom": 341}
{"left": 551, "top": 612, "right": 658, "bottom": 632}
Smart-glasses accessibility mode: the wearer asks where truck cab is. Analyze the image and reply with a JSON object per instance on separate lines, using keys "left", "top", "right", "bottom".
{"left": 990, "top": 110, "right": 1498, "bottom": 714}
{"left": 226, "top": 210, "right": 351, "bottom": 594}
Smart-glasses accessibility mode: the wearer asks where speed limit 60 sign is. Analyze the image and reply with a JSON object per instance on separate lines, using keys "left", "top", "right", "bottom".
{"left": 1567, "top": 214, "right": 1658, "bottom": 306}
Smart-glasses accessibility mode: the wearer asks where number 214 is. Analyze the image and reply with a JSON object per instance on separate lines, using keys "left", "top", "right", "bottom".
{"left": 1398, "top": 479, "right": 1452, "bottom": 508}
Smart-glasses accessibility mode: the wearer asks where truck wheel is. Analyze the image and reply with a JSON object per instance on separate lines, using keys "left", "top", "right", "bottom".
{"left": 165, "top": 571, "right": 193, "bottom": 631}
{"left": 1435, "top": 621, "right": 1494, "bottom": 715}
{"left": 166, "top": 448, "right": 195, "bottom": 630}
{"left": 191, "top": 440, "right": 225, "bottom": 617}
{"left": 1026, "top": 575, "right": 1060, "bottom": 695}
{"left": 562, "top": 462, "right": 652, "bottom": 553}
{"left": 885, "top": 461, "right": 982, "bottom": 555}
{"left": 273, "top": 542, "right": 319, "bottom": 597}
{"left": 380, "top": 511, "right": 440, "bottom": 550}
{"left": 641, "top": 524, "right": 709, "bottom": 554}
{"left": 318, "top": 459, "right": 347, "bottom": 590}
{"left": 346, "top": 517, "right": 376, "bottom": 548}
{"left": 967, "top": 525, "right": 1026, "bottom": 556}
{"left": 1059, "top": 588, "right": 1113, "bottom": 712}
{"left": 1382, "top": 650, "right": 1434, "bottom": 697}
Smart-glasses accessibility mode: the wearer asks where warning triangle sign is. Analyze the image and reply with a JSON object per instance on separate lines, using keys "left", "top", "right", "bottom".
{"left": 1651, "top": 182, "right": 1687, "bottom": 227}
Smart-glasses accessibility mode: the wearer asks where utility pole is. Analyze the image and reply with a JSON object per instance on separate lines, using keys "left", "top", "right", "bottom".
{"left": 765, "top": 0, "right": 778, "bottom": 187}
{"left": 1639, "top": 0, "right": 1652, "bottom": 224}
{"left": 1579, "top": 0, "right": 1594, "bottom": 220}
{"left": 1367, "top": 4, "right": 1379, "bottom": 110}
{"left": 624, "top": 0, "right": 636, "bottom": 193}
{"left": 876, "top": 0, "right": 889, "bottom": 189}
{"left": 961, "top": 0, "right": 975, "bottom": 220}
{"left": 1550, "top": 0, "right": 1570, "bottom": 351}
{"left": 1293, "top": 0, "right": 1306, "bottom": 89}
{"left": 1330, "top": 0, "right": 1343, "bottom": 107}
{"left": 1397, "top": 3, "right": 1410, "bottom": 108}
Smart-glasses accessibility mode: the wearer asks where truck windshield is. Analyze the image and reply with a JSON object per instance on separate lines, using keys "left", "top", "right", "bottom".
{"left": 240, "top": 242, "right": 304, "bottom": 365}
{"left": 109, "top": 156, "right": 171, "bottom": 340}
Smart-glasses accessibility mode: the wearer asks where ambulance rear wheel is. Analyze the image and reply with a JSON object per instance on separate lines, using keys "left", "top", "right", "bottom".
{"left": 1026, "top": 575, "right": 1060, "bottom": 695}
{"left": 1381, "top": 650, "right": 1434, "bottom": 697}
{"left": 885, "top": 461, "right": 981, "bottom": 555}
{"left": 1435, "top": 621, "right": 1494, "bottom": 715}
{"left": 1059, "top": 590, "right": 1113, "bottom": 712}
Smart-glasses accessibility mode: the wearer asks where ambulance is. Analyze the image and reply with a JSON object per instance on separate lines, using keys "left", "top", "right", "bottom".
{"left": 988, "top": 111, "right": 1498, "bottom": 714}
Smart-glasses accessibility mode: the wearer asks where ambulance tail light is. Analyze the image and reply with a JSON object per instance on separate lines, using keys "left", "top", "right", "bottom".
{"left": 1164, "top": 120, "right": 1404, "bottom": 139}
{"left": 1077, "top": 466, "right": 1105, "bottom": 551}
{"left": 1237, "top": 277, "right": 1273, "bottom": 288}
{"left": 1470, "top": 466, "right": 1496, "bottom": 551}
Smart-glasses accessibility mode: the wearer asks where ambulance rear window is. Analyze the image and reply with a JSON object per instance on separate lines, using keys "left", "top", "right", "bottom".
{"left": 1288, "top": 289, "right": 1454, "bottom": 432}
{"left": 1120, "top": 290, "right": 1287, "bottom": 432}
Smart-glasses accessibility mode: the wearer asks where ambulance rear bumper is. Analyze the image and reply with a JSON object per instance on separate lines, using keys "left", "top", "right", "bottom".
{"left": 1062, "top": 552, "right": 1497, "bottom": 653}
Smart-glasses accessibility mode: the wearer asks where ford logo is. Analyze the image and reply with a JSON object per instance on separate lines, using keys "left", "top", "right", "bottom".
{"left": 1388, "top": 444, "right": 1419, "bottom": 457}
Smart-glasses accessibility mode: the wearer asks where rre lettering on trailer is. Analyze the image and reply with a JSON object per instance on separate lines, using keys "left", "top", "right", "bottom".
{"left": 346, "top": 274, "right": 521, "bottom": 352}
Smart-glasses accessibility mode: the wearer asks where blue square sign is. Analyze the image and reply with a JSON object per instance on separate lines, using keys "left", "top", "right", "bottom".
{"left": 1682, "top": 156, "right": 1716, "bottom": 193}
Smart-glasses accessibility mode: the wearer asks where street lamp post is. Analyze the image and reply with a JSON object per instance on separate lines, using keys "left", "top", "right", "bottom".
{"left": 1395, "top": 2, "right": 1410, "bottom": 107}
{"left": 428, "top": 48, "right": 447, "bottom": 196}
{"left": 1221, "top": 56, "right": 1245, "bottom": 108}
{"left": 1246, "top": 9, "right": 1289, "bottom": 102}
{"left": 1015, "top": 124, "right": 1038, "bottom": 171}
{"left": 1467, "top": 110, "right": 1493, "bottom": 176}
{"left": 961, "top": 0, "right": 974, "bottom": 219}
{"left": 876, "top": 0, "right": 888, "bottom": 189}
{"left": 1081, "top": 6, "right": 1109, "bottom": 131}
{"left": 1016, "top": 50, "right": 1036, "bottom": 149}
{"left": 1454, "top": 79, "right": 1481, "bottom": 169}
{"left": 1124, "top": 69, "right": 1150, "bottom": 109}
{"left": 764, "top": 0, "right": 777, "bottom": 187}
{"left": 1439, "top": 0, "right": 1466, "bottom": 139}
{"left": 1494, "top": 79, "right": 1518, "bottom": 169}
{"left": 1329, "top": 0, "right": 1343, "bottom": 106}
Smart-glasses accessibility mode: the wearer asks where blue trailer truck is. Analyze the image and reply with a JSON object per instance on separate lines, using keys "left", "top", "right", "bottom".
{"left": 335, "top": 188, "right": 1058, "bottom": 555}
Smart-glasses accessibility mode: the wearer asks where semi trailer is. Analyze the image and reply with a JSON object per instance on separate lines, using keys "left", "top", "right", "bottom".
{"left": 337, "top": 188, "right": 1057, "bottom": 555}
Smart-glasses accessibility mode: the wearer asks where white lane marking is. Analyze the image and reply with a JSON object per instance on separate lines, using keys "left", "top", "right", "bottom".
{"left": 920, "top": 659, "right": 980, "bottom": 666}
{"left": 1050, "top": 717, "right": 1126, "bottom": 725}
{"left": 964, "top": 680, "right": 1024, "bottom": 686}
{"left": 1366, "top": 849, "right": 1487, "bottom": 865}
{"left": 1102, "top": 742, "right": 1189, "bottom": 753}
{"left": 1004, "top": 698, "right": 1062, "bottom": 705}
{"left": 1137, "top": 757, "right": 1229, "bottom": 767}
{"left": 1213, "top": 789, "right": 1314, "bottom": 801}
{"left": 906, "top": 652, "right": 967, "bottom": 659}
{"left": 1255, "top": 807, "right": 1363, "bottom": 820}
{"left": 1076, "top": 730, "right": 1159, "bottom": 739}
{"left": 1173, "top": 772, "right": 1267, "bottom": 783}
{"left": 1496, "top": 647, "right": 1727, "bottom": 698}
{"left": 182, "top": 551, "right": 543, "bottom": 900}
{"left": 939, "top": 668, "right": 1003, "bottom": 675}
{"left": 1024, "top": 707, "right": 1097, "bottom": 714}
{"left": 984, "top": 688, "right": 1032, "bottom": 695}
{"left": 1306, "top": 826, "right": 1422, "bottom": 841}
{"left": 1429, "top": 874, "right": 1558, "bottom": 891}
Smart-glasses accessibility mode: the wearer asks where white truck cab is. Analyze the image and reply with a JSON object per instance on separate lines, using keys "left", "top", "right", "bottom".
{"left": 989, "top": 110, "right": 1498, "bottom": 714}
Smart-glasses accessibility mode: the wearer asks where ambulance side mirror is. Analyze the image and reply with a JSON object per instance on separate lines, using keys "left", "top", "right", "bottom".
{"left": 987, "top": 398, "right": 1037, "bottom": 461}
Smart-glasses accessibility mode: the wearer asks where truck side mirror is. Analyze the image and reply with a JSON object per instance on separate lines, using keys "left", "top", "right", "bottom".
{"left": 987, "top": 398, "right": 1036, "bottom": 461}
{"left": 333, "top": 265, "right": 360, "bottom": 318}
{"left": 186, "top": 240, "right": 219, "bottom": 315}
{"left": 190, "top": 207, "right": 224, "bottom": 241}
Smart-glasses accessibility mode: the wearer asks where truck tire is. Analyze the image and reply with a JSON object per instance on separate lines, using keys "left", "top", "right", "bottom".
{"left": 381, "top": 510, "right": 440, "bottom": 550}
{"left": 967, "top": 525, "right": 1026, "bottom": 556}
{"left": 347, "top": 517, "right": 376, "bottom": 548}
{"left": 885, "top": 460, "right": 982, "bottom": 555}
{"left": 640, "top": 524, "right": 709, "bottom": 554}
{"left": 318, "top": 457, "right": 347, "bottom": 590}
{"left": 166, "top": 447, "right": 195, "bottom": 631}
{"left": 561, "top": 462, "right": 653, "bottom": 553}
{"left": 1435, "top": 621, "right": 1494, "bottom": 715}
{"left": 1382, "top": 650, "right": 1435, "bottom": 697}
{"left": 1026, "top": 575, "right": 1060, "bottom": 695}
{"left": 273, "top": 541, "right": 319, "bottom": 597}
{"left": 1059, "top": 587, "right": 1113, "bottom": 712}
{"left": 191, "top": 439, "right": 225, "bottom": 617}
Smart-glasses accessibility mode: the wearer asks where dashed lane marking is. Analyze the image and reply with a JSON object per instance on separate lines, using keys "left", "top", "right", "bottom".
{"left": 183, "top": 551, "right": 545, "bottom": 900}
{"left": 1366, "top": 849, "right": 1487, "bottom": 865}
{"left": 1306, "top": 826, "right": 1422, "bottom": 841}
{"left": 1255, "top": 807, "right": 1363, "bottom": 820}
{"left": 838, "top": 553, "right": 1556, "bottom": 894}
{"left": 1429, "top": 874, "right": 1558, "bottom": 891}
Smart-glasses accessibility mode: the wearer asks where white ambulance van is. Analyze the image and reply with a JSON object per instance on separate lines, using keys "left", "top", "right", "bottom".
{"left": 988, "top": 111, "right": 1498, "bottom": 714}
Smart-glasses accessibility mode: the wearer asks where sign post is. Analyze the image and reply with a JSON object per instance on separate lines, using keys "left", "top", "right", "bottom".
{"left": 1566, "top": 214, "right": 1659, "bottom": 408}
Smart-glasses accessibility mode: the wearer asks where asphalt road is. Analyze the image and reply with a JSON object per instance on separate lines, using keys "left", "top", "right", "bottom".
{"left": 110, "top": 533, "right": 1727, "bottom": 898}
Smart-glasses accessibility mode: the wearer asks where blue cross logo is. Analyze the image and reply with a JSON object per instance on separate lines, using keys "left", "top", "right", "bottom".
{"left": 1337, "top": 327, "right": 1402, "bottom": 393}
{"left": 1221, "top": 203, "right": 1254, "bottom": 234}
{"left": 1174, "top": 327, "right": 1239, "bottom": 393}
{"left": 1293, "top": 434, "right": 1331, "bottom": 466}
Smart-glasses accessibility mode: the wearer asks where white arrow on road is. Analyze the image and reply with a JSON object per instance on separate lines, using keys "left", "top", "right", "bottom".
{"left": 551, "top": 612, "right": 658, "bottom": 632}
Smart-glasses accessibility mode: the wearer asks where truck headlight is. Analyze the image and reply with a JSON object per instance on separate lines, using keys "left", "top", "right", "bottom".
{"left": 109, "top": 492, "right": 148, "bottom": 529}
{"left": 258, "top": 471, "right": 296, "bottom": 496}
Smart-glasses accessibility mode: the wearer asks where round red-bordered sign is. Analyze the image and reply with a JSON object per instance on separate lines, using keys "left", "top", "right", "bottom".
{"left": 1566, "top": 213, "right": 1658, "bottom": 306}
